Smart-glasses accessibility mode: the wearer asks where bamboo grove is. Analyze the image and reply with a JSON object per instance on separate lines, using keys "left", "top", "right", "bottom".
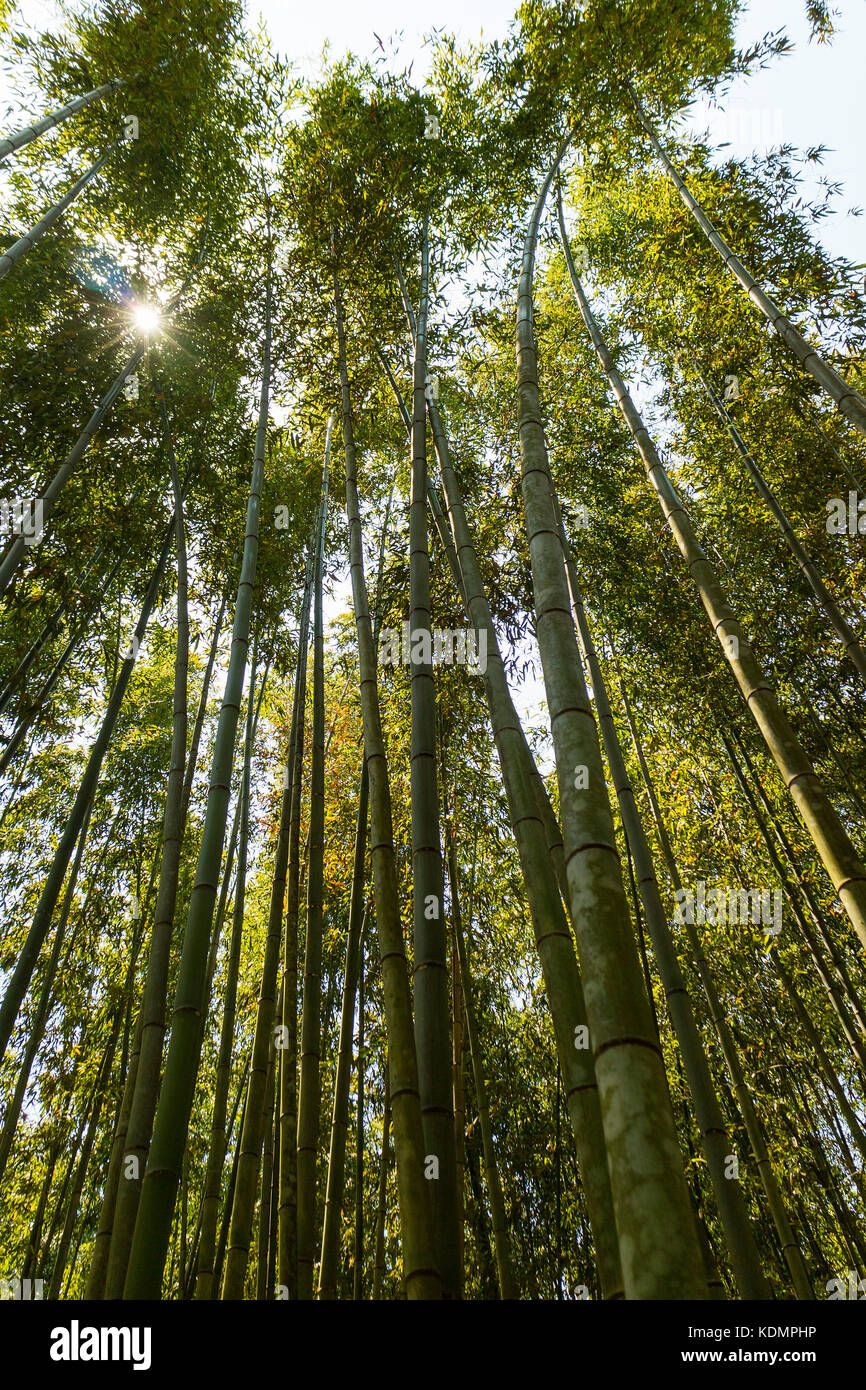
{"left": 1, "top": 0, "right": 865, "bottom": 1301}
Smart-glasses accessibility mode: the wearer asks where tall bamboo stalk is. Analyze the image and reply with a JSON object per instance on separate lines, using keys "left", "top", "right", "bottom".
{"left": 353, "top": 924, "right": 366, "bottom": 1301}
{"left": 334, "top": 271, "right": 440, "bottom": 1299}
{"left": 771, "top": 953, "right": 866, "bottom": 1164}
{"left": 0, "top": 517, "right": 177, "bottom": 1063}
{"left": 222, "top": 605, "right": 310, "bottom": 1297}
{"left": 551, "top": 488, "right": 769, "bottom": 1297}
{"left": 0, "top": 148, "right": 115, "bottom": 281}
{"left": 296, "top": 421, "right": 333, "bottom": 1299}
{"left": 518, "top": 151, "right": 707, "bottom": 1298}
{"left": 123, "top": 272, "right": 272, "bottom": 1299}
{"left": 318, "top": 802, "right": 368, "bottom": 1298}
{"left": 732, "top": 732, "right": 866, "bottom": 1037}
{"left": 0, "top": 574, "right": 124, "bottom": 778}
{"left": 213, "top": 1075, "right": 249, "bottom": 1298}
{"left": 557, "top": 206, "right": 866, "bottom": 954}
{"left": 104, "top": 379, "right": 190, "bottom": 1298}
{"left": 47, "top": 1008, "right": 122, "bottom": 1298}
{"left": 372, "top": 1064, "right": 391, "bottom": 1300}
{"left": 721, "top": 732, "right": 866, "bottom": 1074}
{"left": 620, "top": 681, "right": 814, "bottom": 1299}
{"left": 452, "top": 934, "right": 466, "bottom": 1295}
{"left": 422, "top": 389, "right": 624, "bottom": 1299}
{"left": 442, "top": 781, "right": 517, "bottom": 1300}
{"left": 697, "top": 370, "right": 866, "bottom": 681}
{"left": 405, "top": 218, "right": 461, "bottom": 1297}
{"left": 319, "top": 492, "right": 392, "bottom": 1298}
{"left": 380, "top": 313, "right": 624, "bottom": 1296}
{"left": 84, "top": 851, "right": 160, "bottom": 1300}
{"left": 0, "top": 546, "right": 118, "bottom": 717}
{"left": 0, "top": 798, "right": 94, "bottom": 1185}
{"left": 180, "top": 590, "right": 229, "bottom": 835}
{"left": 193, "top": 647, "right": 260, "bottom": 1299}
{"left": 256, "top": 1009, "right": 280, "bottom": 1298}
{"left": 276, "top": 540, "right": 315, "bottom": 1298}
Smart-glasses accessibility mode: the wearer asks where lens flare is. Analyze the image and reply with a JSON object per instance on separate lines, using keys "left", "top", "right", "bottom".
{"left": 134, "top": 304, "right": 160, "bottom": 335}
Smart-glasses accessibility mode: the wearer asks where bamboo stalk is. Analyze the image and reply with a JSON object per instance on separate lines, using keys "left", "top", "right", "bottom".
{"left": 334, "top": 271, "right": 440, "bottom": 1299}
{"left": 518, "top": 151, "right": 707, "bottom": 1299}
{"left": 557, "top": 204, "right": 866, "bottom": 953}
{"left": 123, "top": 270, "right": 272, "bottom": 1299}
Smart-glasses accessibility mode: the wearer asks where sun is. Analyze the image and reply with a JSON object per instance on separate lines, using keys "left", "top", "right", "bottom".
{"left": 133, "top": 303, "right": 160, "bottom": 335}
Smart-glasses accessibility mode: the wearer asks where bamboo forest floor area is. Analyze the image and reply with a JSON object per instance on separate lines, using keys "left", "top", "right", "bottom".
{"left": 2, "top": 0, "right": 866, "bottom": 1358}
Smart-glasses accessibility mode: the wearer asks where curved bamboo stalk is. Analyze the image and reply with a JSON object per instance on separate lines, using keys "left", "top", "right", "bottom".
{"left": 697, "top": 370, "right": 866, "bottom": 682}
{"left": 557, "top": 212, "right": 866, "bottom": 954}
{"left": 625, "top": 78, "right": 866, "bottom": 439}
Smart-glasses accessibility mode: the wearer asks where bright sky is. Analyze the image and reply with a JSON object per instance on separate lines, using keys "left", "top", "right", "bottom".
{"left": 3, "top": 1, "right": 863, "bottom": 756}
{"left": 248, "top": 0, "right": 509, "bottom": 68}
